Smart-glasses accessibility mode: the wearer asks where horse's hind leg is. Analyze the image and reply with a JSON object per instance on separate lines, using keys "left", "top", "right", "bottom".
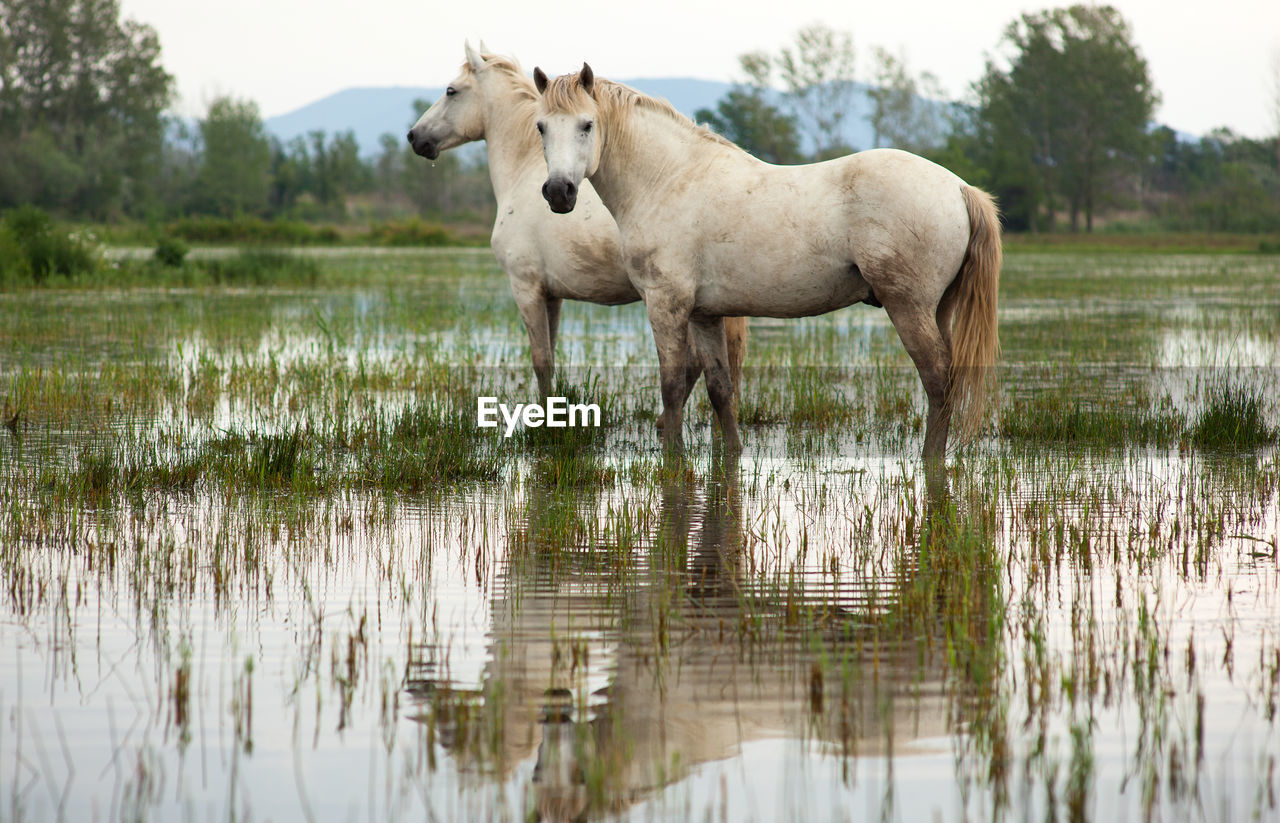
{"left": 723, "top": 316, "right": 748, "bottom": 417}
{"left": 690, "top": 315, "right": 742, "bottom": 452}
{"left": 883, "top": 301, "right": 952, "bottom": 466}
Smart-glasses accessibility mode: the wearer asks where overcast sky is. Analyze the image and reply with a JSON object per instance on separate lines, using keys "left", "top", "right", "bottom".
{"left": 119, "top": 0, "right": 1279, "bottom": 139}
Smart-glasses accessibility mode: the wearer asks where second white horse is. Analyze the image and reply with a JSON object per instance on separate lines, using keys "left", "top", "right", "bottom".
{"left": 407, "top": 43, "right": 746, "bottom": 411}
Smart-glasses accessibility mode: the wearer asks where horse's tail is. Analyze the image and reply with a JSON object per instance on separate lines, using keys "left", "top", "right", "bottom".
{"left": 723, "top": 316, "right": 749, "bottom": 415}
{"left": 948, "top": 185, "right": 1002, "bottom": 445}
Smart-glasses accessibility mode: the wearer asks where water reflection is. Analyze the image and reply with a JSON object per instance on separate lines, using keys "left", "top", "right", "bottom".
{"left": 405, "top": 454, "right": 981, "bottom": 818}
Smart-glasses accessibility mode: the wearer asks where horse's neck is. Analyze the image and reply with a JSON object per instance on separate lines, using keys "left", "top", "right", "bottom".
{"left": 591, "top": 107, "right": 720, "bottom": 226}
{"left": 481, "top": 84, "right": 543, "bottom": 200}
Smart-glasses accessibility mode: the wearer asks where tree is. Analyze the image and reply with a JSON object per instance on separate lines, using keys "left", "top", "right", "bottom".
{"left": 695, "top": 54, "right": 803, "bottom": 164}
{"left": 976, "top": 5, "right": 1158, "bottom": 232}
{"left": 192, "top": 97, "right": 272, "bottom": 216}
{"left": 307, "top": 130, "right": 370, "bottom": 210}
{"left": 0, "top": 0, "right": 173, "bottom": 216}
{"left": 741, "top": 24, "right": 859, "bottom": 160}
{"left": 775, "top": 24, "right": 858, "bottom": 159}
{"left": 867, "top": 47, "right": 949, "bottom": 154}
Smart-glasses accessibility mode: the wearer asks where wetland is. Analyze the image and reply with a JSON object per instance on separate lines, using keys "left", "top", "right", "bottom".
{"left": 1, "top": 248, "right": 1278, "bottom": 822}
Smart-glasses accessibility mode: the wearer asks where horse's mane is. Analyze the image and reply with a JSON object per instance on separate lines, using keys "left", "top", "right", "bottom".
{"left": 541, "top": 71, "right": 740, "bottom": 152}
{"left": 462, "top": 52, "right": 539, "bottom": 103}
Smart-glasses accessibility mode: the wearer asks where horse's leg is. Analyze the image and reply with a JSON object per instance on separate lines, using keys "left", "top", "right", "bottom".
{"left": 545, "top": 295, "right": 563, "bottom": 392}
{"left": 883, "top": 301, "right": 952, "bottom": 467}
{"left": 657, "top": 332, "right": 703, "bottom": 434}
{"left": 722, "top": 316, "right": 748, "bottom": 417}
{"left": 546, "top": 296, "right": 563, "bottom": 352}
{"left": 645, "top": 294, "right": 693, "bottom": 452}
{"left": 689, "top": 316, "right": 742, "bottom": 452}
{"left": 512, "top": 283, "right": 554, "bottom": 399}
{"left": 680, "top": 328, "right": 704, "bottom": 405}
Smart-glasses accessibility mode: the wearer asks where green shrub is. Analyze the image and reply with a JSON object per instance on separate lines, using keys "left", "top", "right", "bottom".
{"left": 363, "top": 218, "right": 454, "bottom": 246}
{"left": 0, "top": 205, "right": 100, "bottom": 284}
{"left": 165, "top": 216, "right": 336, "bottom": 245}
{"left": 198, "top": 249, "right": 320, "bottom": 284}
{"left": 154, "top": 235, "right": 189, "bottom": 267}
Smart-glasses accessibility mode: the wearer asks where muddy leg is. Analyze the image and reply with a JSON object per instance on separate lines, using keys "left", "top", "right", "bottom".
{"left": 658, "top": 331, "right": 703, "bottom": 435}
{"left": 690, "top": 315, "right": 742, "bottom": 452}
{"left": 645, "top": 294, "right": 693, "bottom": 453}
{"left": 883, "top": 301, "right": 952, "bottom": 469}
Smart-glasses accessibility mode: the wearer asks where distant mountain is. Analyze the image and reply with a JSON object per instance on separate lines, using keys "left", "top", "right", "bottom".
{"left": 263, "top": 77, "right": 883, "bottom": 158}
{"left": 265, "top": 86, "right": 441, "bottom": 154}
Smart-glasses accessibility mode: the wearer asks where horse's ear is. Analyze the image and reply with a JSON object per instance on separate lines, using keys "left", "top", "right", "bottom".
{"left": 464, "top": 40, "right": 484, "bottom": 71}
{"left": 580, "top": 63, "right": 594, "bottom": 94}
{"left": 478, "top": 39, "right": 490, "bottom": 55}
{"left": 534, "top": 67, "right": 549, "bottom": 94}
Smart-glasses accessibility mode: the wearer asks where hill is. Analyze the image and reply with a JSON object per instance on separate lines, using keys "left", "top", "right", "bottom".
{"left": 264, "top": 78, "right": 882, "bottom": 157}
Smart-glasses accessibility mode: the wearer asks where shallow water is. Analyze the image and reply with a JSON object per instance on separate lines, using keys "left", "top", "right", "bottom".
{"left": 2, "top": 250, "right": 1278, "bottom": 821}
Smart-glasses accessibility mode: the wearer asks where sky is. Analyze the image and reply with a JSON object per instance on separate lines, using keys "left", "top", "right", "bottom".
{"left": 119, "top": 0, "right": 1280, "bottom": 139}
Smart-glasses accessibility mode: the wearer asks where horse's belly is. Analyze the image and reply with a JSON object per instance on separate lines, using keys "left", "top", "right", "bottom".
{"left": 698, "top": 266, "right": 872, "bottom": 318}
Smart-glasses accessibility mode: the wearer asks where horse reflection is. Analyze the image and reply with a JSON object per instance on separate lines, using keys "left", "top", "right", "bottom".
{"left": 406, "top": 456, "right": 974, "bottom": 820}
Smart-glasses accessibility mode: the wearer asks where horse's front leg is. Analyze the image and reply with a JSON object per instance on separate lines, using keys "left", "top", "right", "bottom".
{"left": 689, "top": 316, "right": 742, "bottom": 452}
{"left": 645, "top": 294, "right": 693, "bottom": 453}
{"left": 511, "top": 282, "right": 555, "bottom": 399}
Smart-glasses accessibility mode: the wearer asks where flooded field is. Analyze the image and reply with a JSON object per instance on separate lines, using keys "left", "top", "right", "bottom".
{"left": 2, "top": 249, "right": 1278, "bottom": 822}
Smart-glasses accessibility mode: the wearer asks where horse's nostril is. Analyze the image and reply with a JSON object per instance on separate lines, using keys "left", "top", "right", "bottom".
{"left": 565, "top": 182, "right": 577, "bottom": 198}
{"left": 541, "top": 181, "right": 551, "bottom": 201}
{"left": 406, "top": 130, "right": 414, "bottom": 144}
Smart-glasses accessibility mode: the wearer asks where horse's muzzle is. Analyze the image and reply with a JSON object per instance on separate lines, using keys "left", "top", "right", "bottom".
{"left": 541, "top": 179, "right": 578, "bottom": 214}
{"left": 406, "top": 129, "right": 439, "bottom": 160}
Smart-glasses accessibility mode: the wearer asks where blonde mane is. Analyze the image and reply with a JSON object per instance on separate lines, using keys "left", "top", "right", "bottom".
{"left": 540, "top": 72, "right": 740, "bottom": 153}
{"left": 462, "top": 52, "right": 539, "bottom": 103}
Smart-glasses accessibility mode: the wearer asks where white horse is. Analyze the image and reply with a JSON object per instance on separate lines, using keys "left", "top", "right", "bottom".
{"left": 407, "top": 44, "right": 746, "bottom": 411}
{"left": 533, "top": 64, "right": 1001, "bottom": 464}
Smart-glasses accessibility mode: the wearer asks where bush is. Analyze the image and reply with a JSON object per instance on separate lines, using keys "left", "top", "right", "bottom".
{"left": 198, "top": 249, "right": 320, "bottom": 285}
{"left": 0, "top": 205, "right": 100, "bottom": 284}
{"left": 154, "top": 235, "right": 189, "bottom": 267}
{"left": 363, "top": 217, "right": 454, "bottom": 246}
{"left": 165, "top": 215, "right": 338, "bottom": 245}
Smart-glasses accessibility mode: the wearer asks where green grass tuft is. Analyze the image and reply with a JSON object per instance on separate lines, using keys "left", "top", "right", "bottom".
{"left": 1190, "top": 381, "right": 1277, "bottom": 449}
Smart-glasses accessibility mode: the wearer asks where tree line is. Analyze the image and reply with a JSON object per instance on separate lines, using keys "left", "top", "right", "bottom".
{"left": 2, "top": 0, "right": 1277, "bottom": 234}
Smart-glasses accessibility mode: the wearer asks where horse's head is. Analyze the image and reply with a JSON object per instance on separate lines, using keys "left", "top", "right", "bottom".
{"left": 407, "top": 41, "right": 490, "bottom": 160}
{"left": 533, "top": 64, "right": 601, "bottom": 214}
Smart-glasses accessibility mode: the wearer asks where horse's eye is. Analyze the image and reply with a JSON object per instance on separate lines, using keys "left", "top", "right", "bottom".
{"left": 582, "top": 120, "right": 593, "bottom": 133}
{"left": 446, "top": 87, "right": 457, "bottom": 97}
{"left": 536, "top": 121, "right": 545, "bottom": 135}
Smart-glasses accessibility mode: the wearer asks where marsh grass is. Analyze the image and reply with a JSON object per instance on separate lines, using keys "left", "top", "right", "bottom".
{"left": 1003, "top": 377, "right": 1277, "bottom": 453}
{"left": 197, "top": 249, "right": 321, "bottom": 285}
{"left": 1001, "top": 392, "right": 1186, "bottom": 446}
{"left": 2, "top": 249, "right": 1280, "bottom": 823}
{"left": 364, "top": 402, "right": 504, "bottom": 488}
{"left": 1190, "top": 380, "right": 1277, "bottom": 449}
